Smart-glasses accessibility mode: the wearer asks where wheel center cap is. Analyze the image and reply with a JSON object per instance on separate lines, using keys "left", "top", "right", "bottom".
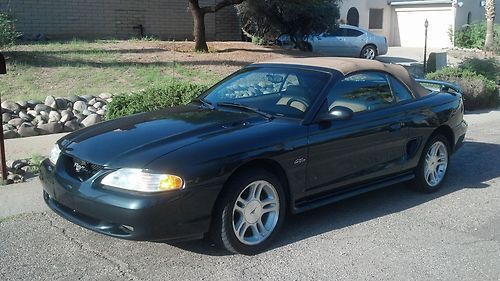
{"left": 244, "top": 201, "right": 262, "bottom": 224}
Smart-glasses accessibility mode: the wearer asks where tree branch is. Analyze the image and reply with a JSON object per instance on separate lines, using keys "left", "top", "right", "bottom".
{"left": 202, "top": 0, "right": 245, "bottom": 14}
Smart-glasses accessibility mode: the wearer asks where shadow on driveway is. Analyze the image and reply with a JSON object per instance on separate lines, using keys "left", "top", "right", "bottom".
{"left": 171, "top": 141, "right": 500, "bottom": 256}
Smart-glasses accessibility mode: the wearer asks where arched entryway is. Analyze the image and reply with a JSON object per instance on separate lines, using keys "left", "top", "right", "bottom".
{"left": 347, "top": 7, "right": 360, "bottom": 27}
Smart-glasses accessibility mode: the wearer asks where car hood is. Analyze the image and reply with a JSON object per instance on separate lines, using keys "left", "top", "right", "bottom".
{"left": 59, "top": 105, "right": 266, "bottom": 168}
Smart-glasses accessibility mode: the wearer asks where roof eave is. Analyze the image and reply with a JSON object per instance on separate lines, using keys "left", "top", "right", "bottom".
{"left": 389, "top": 0, "right": 453, "bottom": 6}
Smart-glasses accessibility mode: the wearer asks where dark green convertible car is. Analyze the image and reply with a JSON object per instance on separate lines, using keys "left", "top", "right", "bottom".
{"left": 40, "top": 58, "right": 467, "bottom": 255}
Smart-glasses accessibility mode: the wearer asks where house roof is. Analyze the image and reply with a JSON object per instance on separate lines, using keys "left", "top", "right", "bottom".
{"left": 389, "top": 0, "right": 452, "bottom": 6}
{"left": 254, "top": 57, "right": 430, "bottom": 97}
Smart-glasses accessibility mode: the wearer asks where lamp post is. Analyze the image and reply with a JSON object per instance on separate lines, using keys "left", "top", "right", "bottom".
{"left": 423, "top": 19, "right": 429, "bottom": 74}
{"left": 0, "top": 53, "right": 8, "bottom": 181}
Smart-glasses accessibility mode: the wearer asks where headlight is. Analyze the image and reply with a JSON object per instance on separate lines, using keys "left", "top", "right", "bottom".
{"left": 49, "top": 144, "right": 61, "bottom": 165}
{"left": 101, "top": 168, "right": 184, "bottom": 192}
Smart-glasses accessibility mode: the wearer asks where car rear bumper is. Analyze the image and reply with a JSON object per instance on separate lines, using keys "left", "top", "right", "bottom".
{"left": 452, "top": 120, "right": 468, "bottom": 153}
{"left": 39, "top": 159, "right": 216, "bottom": 242}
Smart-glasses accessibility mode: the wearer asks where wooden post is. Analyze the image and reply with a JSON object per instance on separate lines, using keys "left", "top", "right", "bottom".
{"left": 0, "top": 53, "right": 8, "bottom": 181}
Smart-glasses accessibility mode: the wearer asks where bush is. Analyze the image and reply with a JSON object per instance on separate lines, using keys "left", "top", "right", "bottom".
{"left": 0, "top": 13, "right": 20, "bottom": 47}
{"left": 459, "top": 58, "right": 499, "bottom": 83}
{"left": 107, "top": 82, "right": 210, "bottom": 119}
{"left": 426, "top": 67, "right": 498, "bottom": 110}
{"left": 454, "top": 22, "right": 500, "bottom": 52}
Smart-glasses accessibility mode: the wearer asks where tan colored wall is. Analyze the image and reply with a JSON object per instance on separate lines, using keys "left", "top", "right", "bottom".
{"left": 339, "top": 0, "right": 392, "bottom": 40}
{"left": 0, "top": 0, "right": 240, "bottom": 41}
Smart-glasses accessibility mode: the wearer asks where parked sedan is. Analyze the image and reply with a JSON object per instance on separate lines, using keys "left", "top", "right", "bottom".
{"left": 277, "top": 25, "right": 388, "bottom": 59}
{"left": 40, "top": 58, "right": 467, "bottom": 255}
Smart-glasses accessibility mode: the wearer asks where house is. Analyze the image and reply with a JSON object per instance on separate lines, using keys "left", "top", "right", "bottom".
{"left": 339, "top": 0, "right": 499, "bottom": 48}
{"left": 0, "top": 0, "right": 241, "bottom": 41}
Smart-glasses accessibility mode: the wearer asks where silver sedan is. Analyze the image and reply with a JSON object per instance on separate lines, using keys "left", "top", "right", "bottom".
{"left": 277, "top": 25, "right": 388, "bottom": 60}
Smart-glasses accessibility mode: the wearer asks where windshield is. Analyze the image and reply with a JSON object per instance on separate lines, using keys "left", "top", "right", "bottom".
{"left": 202, "top": 67, "right": 331, "bottom": 119}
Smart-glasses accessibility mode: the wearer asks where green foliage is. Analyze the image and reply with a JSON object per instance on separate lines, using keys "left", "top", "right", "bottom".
{"left": 251, "top": 36, "right": 265, "bottom": 45}
{"left": 107, "top": 82, "right": 210, "bottom": 119}
{"left": 454, "top": 22, "right": 500, "bottom": 51}
{"left": 28, "top": 154, "right": 45, "bottom": 173}
{"left": 459, "top": 57, "right": 500, "bottom": 83}
{"left": 237, "top": 0, "right": 340, "bottom": 48}
{"left": 426, "top": 67, "right": 498, "bottom": 110}
{"left": 0, "top": 12, "right": 20, "bottom": 47}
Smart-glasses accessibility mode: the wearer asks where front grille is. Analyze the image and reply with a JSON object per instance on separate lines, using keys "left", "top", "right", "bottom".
{"left": 65, "top": 155, "right": 103, "bottom": 181}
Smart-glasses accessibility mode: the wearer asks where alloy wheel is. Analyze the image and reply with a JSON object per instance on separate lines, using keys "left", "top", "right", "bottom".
{"left": 424, "top": 141, "right": 448, "bottom": 187}
{"left": 232, "top": 180, "right": 280, "bottom": 246}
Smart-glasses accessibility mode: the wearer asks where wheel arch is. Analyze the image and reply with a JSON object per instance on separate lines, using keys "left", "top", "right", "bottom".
{"left": 212, "top": 159, "right": 291, "bottom": 216}
{"left": 432, "top": 125, "right": 455, "bottom": 151}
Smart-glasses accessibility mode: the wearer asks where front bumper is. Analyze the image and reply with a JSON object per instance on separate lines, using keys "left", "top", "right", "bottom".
{"left": 40, "top": 159, "right": 216, "bottom": 242}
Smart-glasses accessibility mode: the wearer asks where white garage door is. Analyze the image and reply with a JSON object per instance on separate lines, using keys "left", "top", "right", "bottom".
{"left": 393, "top": 7, "right": 453, "bottom": 48}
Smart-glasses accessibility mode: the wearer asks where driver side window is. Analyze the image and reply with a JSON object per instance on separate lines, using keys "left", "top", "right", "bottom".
{"left": 327, "top": 72, "right": 395, "bottom": 113}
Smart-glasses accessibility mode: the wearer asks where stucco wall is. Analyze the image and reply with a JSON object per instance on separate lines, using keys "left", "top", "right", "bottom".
{"left": 0, "top": 0, "right": 240, "bottom": 41}
{"left": 339, "top": 0, "right": 392, "bottom": 40}
{"left": 454, "top": 0, "right": 500, "bottom": 28}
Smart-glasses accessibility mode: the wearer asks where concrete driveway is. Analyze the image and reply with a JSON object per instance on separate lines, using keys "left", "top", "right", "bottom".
{"left": 1, "top": 110, "right": 500, "bottom": 281}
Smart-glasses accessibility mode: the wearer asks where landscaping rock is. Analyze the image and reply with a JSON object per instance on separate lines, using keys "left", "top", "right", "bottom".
{"left": 64, "top": 120, "right": 80, "bottom": 132}
{"left": 18, "top": 123, "right": 38, "bottom": 137}
{"left": 60, "top": 110, "right": 74, "bottom": 123}
{"left": 35, "top": 104, "right": 51, "bottom": 114}
{"left": 97, "top": 109, "right": 106, "bottom": 115}
{"left": 74, "top": 113, "right": 86, "bottom": 123}
{"left": 8, "top": 118, "right": 23, "bottom": 127}
{"left": 73, "top": 100, "right": 87, "bottom": 112}
{"left": 27, "top": 100, "right": 42, "bottom": 108}
{"left": 81, "top": 114, "right": 102, "bottom": 127}
{"left": 93, "top": 101, "right": 103, "bottom": 109}
{"left": 19, "top": 111, "right": 33, "bottom": 121}
{"left": 67, "top": 95, "right": 81, "bottom": 103}
{"left": 81, "top": 95, "right": 95, "bottom": 102}
{"left": 17, "top": 101, "right": 29, "bottom": 109}
{"left": 27, "top": 110, "right": 38, "bottom": 117}
{"left": 82, "top": 109, "right": 92, "bottom": 116}
{"left": 2, "top": 112, "right": 12, "bottom": 123}
{"left": 3, "top": 124, "right": 14, "bottom": 131}
{"left": 88, "top": 98, "right": 97, "bottom": 106}
{"left": 55, "top": 98, "right": 68, "bottom": 110}
{"left": 37, "top": 122, "right": 63, "bottom": 135}
{"left": 87, "top": 106, "right": 97, "bottom": 113}
{"left": 99, "top": 93, "right": 112, "bottom": 99}
{"left": 3, "top": 129, "right": 19, "bottom": 139}
{"left": 1, "top": 101, "right": 21, "bottom": 114}
{"left": 48, "top": 110, "right": 61, "bottom": 122}
{"left": 44, "top": 95, "right": 57, "bottom": 108}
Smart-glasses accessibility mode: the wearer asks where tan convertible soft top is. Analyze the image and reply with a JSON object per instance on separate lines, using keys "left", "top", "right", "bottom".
{"left": 254, "top": 57, "right": 430, "bottom": 98}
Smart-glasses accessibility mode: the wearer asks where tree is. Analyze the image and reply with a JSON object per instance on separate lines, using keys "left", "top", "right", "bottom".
{"left": 187, "top": 0, "right": 245, "bottom": 52}
{"left": 484, "top": 0, "right": 496, "bottom": 50}
{"left": 236, "top": 0, "right": 340, "bottom": 50}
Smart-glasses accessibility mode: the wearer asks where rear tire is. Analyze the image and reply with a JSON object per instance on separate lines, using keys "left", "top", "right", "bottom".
{"left": 361, "top": 45, "right": 377, "bottom": 60}
{"left": 412, "top": 134, "right": 450, "bottom": 193}
{"left": 210, "top": 169, "right": 286, "bottom": 255}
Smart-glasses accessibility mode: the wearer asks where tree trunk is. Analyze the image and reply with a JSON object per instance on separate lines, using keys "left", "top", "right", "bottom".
{"left": 188, "top": 1, "right": 209, "bottom": 52}
{"left": 484, "top": 0, "right": 495, "bottom": 50}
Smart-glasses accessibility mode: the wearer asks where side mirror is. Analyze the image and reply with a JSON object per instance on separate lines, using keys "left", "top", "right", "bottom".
{"left": 317, "top": 106, "right": 354, "bottom": 122}
{"left": 0, "top": 53, "right": 6, "bottom": 75}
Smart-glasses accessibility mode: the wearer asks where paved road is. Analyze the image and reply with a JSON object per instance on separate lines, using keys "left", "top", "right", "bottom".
{"left": 1, "top": 110, "right": 499, "bottom": 281}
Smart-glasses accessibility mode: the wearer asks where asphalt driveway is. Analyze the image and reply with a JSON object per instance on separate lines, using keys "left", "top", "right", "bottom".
{"left": 1, "top": 110, "right": 499, "bottom": 281}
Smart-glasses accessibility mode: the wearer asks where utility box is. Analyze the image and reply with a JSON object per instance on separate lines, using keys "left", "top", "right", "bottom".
{"left": 0, "top": 53, "right": 5, "bottom": 74}
{"left": 427, "top": 52, "right": 447, "bottom": 73}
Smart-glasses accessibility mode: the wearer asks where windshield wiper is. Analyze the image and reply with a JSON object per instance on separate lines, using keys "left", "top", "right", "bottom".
{"left": 216, "top": 102, "right": 274, "bottom": 119}
{"left": 194, "top": 98, "right": 215, "bottom": 110}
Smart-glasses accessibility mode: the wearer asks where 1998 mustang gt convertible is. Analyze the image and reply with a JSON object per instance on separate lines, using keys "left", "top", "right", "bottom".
{"left": 40, "top": 58, "right": 467, "bottom": 255}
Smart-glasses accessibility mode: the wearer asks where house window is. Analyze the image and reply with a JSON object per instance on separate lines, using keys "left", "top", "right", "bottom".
{"left": 347, "top": 7, "right": 360, "bottom": 27}
{"left": 467, "top": 12, "right": 472, "bottom": 24}
{"left": 369, "top": 9, "right": 384, "bottom": 29}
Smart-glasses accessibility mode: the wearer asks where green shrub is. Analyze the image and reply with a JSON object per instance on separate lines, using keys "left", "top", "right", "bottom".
{"left": 426, "top": 67, "right": 498, "bottom": 110}
{"left": 454, "top": 22, "right": 500, "bottom": 51}
{"left": 0, "top": 13, "right": 20, "bottom": 47}
{"left": 459, "top": 58, "right": 500, "bottom": 83}
{"left": 251, "top": 36, "right": 265, "bottom": 45}
{"left": 107, "top": 81, "right": 210, "bottom": 119}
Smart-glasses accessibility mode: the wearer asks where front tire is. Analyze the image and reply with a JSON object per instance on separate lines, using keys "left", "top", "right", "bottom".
{"left": 413, "top": 134, "right": 450, "bottom": 193}
{"left": 361, "top": 45, "right": 377, "bottom": 60}
{"left": 210, "top": 169, "right": 286, "bottom": 255}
